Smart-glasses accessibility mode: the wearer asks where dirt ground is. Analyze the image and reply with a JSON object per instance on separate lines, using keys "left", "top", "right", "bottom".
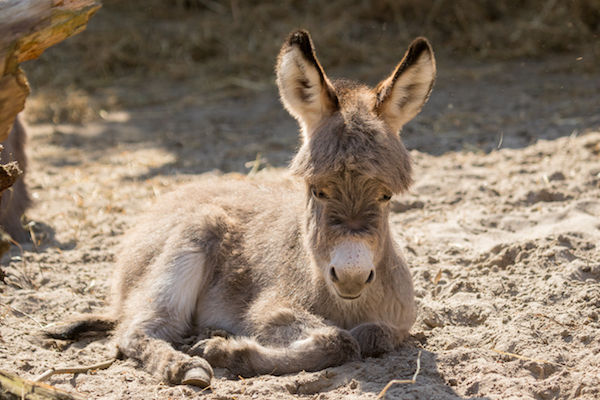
{"left": 1, "top": 47, "right": 600, "bottom": 400}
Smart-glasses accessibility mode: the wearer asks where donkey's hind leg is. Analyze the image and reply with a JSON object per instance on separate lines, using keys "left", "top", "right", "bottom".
{"left": 117, "top": 326, "right": 213, "bottom": 386}
{"left": 114, "top": 223, "right": 219, "bottom": 387}
{"left": 116, "top": 286, "right": 215, "bottom": 387}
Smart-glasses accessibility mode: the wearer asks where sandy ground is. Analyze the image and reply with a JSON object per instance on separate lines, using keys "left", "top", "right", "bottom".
{"left": 1, "top": 56, "right": 600, "bottom": 399}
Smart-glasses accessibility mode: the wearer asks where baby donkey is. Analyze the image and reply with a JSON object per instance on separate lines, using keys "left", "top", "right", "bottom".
{"left": 46, "top": 30, "right": 436, "bottom": 387}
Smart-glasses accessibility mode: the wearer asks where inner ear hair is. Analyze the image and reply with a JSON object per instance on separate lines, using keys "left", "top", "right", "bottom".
{"left": 374, "top": 37, "right": 436, "bottom": 133}
{"left": 286, "top": 31, "right": 326, "bottom": 84}
{"left": 276, "top": 30, "right": 339, "bottom": 135}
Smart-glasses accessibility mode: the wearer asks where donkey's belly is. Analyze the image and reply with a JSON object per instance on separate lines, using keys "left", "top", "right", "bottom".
{"left": 194, "top": 283, "right": 247, "bottom": 336}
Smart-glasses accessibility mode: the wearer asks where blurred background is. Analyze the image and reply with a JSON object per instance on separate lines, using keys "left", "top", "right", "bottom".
{"left": 21, "top": 0, "right": 600, "bottom": 165}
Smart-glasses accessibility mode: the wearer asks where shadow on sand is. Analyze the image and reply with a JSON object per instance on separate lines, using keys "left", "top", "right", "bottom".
{"left": 199, "top": 343, "right": 491, "bottom": 400}
{"left": 31, "top": 56, "right": 600, "bottom": 185}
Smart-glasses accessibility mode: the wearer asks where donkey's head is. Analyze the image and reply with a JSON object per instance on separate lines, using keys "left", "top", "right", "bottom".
{"left": 276, "top": 30, "right": 435, "bottom": 301}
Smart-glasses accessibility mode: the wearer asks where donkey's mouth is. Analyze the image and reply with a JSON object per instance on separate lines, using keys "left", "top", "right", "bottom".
{"left": 339, "top": 294, "right": 361, "bottom": 300}
{"left": 334, "top": 289, "right": 362, "bottom": 301}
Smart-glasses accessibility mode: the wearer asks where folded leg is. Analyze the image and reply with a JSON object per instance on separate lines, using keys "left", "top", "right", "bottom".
{"left": 188, "top": 325, "right": 359, "bottom": 377}
{"left": 186, "top": 300, "right": 360, "bottom": 377}
{"left": 114, "top": 229, "right": 215, "bottom": 387}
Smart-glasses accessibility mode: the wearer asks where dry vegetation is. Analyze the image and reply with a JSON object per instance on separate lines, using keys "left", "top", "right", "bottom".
{"left": 24, "top": 0, "right": 600, "bottom": 124}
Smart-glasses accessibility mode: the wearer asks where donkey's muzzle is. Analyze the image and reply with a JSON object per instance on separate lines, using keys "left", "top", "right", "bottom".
{"left": 328, "top": 240, "right": 375, "bottom": 299}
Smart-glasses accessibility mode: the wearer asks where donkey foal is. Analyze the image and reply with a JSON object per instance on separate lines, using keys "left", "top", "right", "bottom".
{"left": 46, "top": 30, "right": 436, "bottom": 387}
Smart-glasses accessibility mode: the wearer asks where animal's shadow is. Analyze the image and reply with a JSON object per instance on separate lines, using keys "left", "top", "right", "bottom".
{"left": 199, "top": 342, "right": 489, "bottom": 399}
{"left": 1, "top": 219, "right": 76, "bottom": 261}
{"left": 169, "top": 331, "right": 487, "bottom": 399}
{"left": 40, "top": 330, "right": 488, "bottom": 399}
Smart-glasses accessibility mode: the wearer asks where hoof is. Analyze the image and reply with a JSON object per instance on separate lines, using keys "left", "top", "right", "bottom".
{"left": 187, "top": 339, "right": 210, "bottom": 357}
{"left": 182, "top": 367, "right": 212, "bottom": 388}
{"left": 350, "top": 323, "right": 394, "bottom": 358}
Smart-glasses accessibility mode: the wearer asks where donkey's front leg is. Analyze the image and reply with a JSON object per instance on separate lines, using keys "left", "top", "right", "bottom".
{"left": 190, "top": 326, "right": 359, "bottom": 377}
{"left": 350, "top": 322, "right": 404, "bottom": 358}
{"left": 186, "top": 305, "right": 360, "bottom": 377}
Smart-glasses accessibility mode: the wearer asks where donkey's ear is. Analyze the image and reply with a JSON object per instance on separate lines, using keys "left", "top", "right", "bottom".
{"left": 374, "top": 37, "right": 436, "bottom": 133}
{"left": 276, "top": 30, "right": 339, "bottom": 136}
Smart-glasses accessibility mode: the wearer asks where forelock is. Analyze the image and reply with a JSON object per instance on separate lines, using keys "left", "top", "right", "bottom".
{"left": 290, "top": 107, "right": 413, "bottom": 193}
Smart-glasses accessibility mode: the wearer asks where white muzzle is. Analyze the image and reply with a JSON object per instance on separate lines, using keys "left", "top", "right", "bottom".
{"left": 328, "top": 240, "right": 375, "bottom": 299}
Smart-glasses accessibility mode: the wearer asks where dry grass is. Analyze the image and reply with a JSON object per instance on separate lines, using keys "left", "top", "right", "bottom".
{"left": 376, "top": 350, "right": 422, "bottom": 399}
{"left": 23, "top": 0, "right": 600, "bottom": 123}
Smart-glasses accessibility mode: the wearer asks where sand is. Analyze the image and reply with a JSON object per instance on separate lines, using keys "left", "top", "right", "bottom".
{"left": 1, "top": 56, "right": 599, "bottom": 399}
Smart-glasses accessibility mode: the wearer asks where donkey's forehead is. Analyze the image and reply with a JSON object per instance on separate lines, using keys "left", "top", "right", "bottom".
{"left": 311, "top": 170, "right": 391, "bottom": 196}
{"left": 330, "top": 79, "right": 395, "bottom": 139}
{"left": 290, "top": 106, "right": 413, "bottom": 193}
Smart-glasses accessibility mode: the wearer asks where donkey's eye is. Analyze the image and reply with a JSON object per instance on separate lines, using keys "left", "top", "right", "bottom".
{"left": 379, "top": 194, "right": 392, "bottom": 202}
{"left": 311, "top": 187, "right": 328, "bottom": 200}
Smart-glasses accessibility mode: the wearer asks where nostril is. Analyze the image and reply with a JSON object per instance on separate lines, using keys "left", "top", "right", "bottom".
{"left": 365, "top": 270, "right": 375, "bottom": 284}
{"left": 330, "top": 267, "right": 339, "bottom": 282}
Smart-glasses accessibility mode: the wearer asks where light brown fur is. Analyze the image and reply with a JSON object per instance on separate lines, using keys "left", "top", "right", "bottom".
{"left": 45, "top": 30, "right": 436, "bottom": 387}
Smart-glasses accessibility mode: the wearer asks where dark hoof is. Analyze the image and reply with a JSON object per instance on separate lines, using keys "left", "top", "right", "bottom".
{"left": 182, "top": 367, "right": 212, "bottom": 388}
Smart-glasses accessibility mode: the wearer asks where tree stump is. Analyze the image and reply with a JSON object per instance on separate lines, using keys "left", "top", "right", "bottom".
{"left": 0, "top": 0, "right": 101, "bottom": 143}
{"left": 0, "top": 0, "right": 101, "bottom": 241}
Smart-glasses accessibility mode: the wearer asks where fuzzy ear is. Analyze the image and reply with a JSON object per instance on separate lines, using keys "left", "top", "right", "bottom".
{"left": 374, "top": 37, "right": 436, "bottom": 133}
{"left": 276, "top": 30, "right": 339, "bottom": 136}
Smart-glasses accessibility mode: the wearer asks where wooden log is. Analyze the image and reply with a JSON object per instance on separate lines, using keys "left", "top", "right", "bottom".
{"left": 0, "top": 0, "right": 102, "bottom": 142}
{"left": 0, "top": 160, "right": 22, "bottom": 193}
{"left": 0, "top": 72, "right": 29, "bottom": 143}
{"left": 0, "top": 369, "right": 86, "bottom": 400}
